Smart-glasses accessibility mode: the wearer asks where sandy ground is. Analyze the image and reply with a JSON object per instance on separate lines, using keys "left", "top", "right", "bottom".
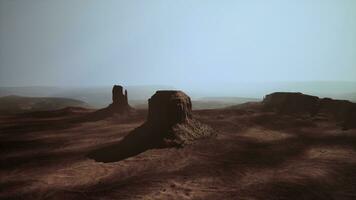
{"left": 1, "top": 107, "right": 356, "bottom": 200}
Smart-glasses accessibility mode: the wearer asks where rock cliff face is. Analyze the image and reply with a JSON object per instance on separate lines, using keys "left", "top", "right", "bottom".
{"left": 84, "top": 85, "right": 133, "bottom": 121}
{"left": 263, "top": 92, "right": 356, "bottom": 129}
{"left": 319, "top": 98, "right": 354, "bottom": 118}
{"left": 148, "top": 91, "right": 192, "bottom": 127}
{"left": 344, "top": 106, "right": 356, "bottom": 129}
{"left": 112, "top": 85, "right": 127, "bottom": 105}
{"left": 108, "top": 85, "right": 131, "bottom": 113}
{"left": 145, "top": 90, "right": 215, "bottom": 146}
{"left": 319, "top": 98, "right": 356, "bottom": 129}
{"left": 120, "top": 90, "right": 215, "bottom": 147}
{"left": 263, "top": 92, "right": 319, "bottom": 115}
{"left": 89, "top": 90, "right": 216, "bottom": 162}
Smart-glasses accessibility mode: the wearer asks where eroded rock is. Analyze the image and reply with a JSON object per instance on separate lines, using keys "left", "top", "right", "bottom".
{"left": 146, "top": 90, "right": 215, "bottom": 146}
{"left": 262, "top": 92, "right": 356, "bottom": 129}
{"left": 148, "top": 90, "right": 192, "bottom": 126}
{"left": 108, "top": 85, "right": 131, "bottom": 113}
{"left": 89, "top": 90, "right": 216, "bottom": 162}
{"left": 83, "top": 85, "right": 133, "bottom": 121}
{"left": 263, "top": 92, "right": 319, "bottom": 115}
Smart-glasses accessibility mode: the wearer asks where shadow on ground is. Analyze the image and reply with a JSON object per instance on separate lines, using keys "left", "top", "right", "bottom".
{"left": 2, "top": 108, "right": 356, "bottom": 199}
{"left": 88, "top": 123, "right": 168, "bottom": 162}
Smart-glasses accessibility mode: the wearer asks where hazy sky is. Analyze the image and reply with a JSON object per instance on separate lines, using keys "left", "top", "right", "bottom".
{"left": 0, "top": 0, "right": 355, "bottom": 89}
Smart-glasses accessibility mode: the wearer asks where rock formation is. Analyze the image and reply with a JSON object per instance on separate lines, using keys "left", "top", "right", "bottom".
{"left": 83, "top": 85, "right": 133, "bottom": 121}
{"left": 107, "top": 85, "right": 131, "bottom": 113}
{"left": 148, "top": 91, "right": 192, "bottom": 127}
{"left": 132, "top": 90, "right": 215, "bottom": 147}
{"left": 89, "top": 90, "right": 215, "bottom": 162}
{"left": 145, "top": 90, "right": 215, "bottom": 146}
{"left": 319, "top": 98, "right": 354, "bottom": 118}
{"left": 263, "top": 92, "right": 356, "bottom": 129}
{"left": 343, "top": 106, "right": 356, "bottom": 130}
{"left": 263, "top": 92, "right": 319, "bottom": 115}
{"left": 112, "top": 85, "right": 127, "bottom": 105}
{"left": 319, "top": 98, "right": 356, "bottom": 129}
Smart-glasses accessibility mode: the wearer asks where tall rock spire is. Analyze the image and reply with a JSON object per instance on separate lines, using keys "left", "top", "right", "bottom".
{"left": 109, "top": 85, "right": 131, "bottom": 113}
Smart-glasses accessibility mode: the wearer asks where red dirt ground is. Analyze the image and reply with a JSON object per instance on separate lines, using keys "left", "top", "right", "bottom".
{"left": 1, "top": 106, "right": 356, "bottom": 199}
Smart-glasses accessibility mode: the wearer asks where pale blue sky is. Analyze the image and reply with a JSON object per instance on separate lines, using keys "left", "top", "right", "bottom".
{"left": 0, "top": 0, "right": 355, "bottom": 90}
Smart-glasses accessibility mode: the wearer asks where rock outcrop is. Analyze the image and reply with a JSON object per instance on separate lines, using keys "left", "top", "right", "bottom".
{"left": 83, "top": 85, "right": 133, "bottom": 121}
{"left": 263, "top": 92, "right": 356, "bottom": 129}
{"left": 319, "top": 98, "right": 356, "bottom": 129}
{"left": 112, "top": 85, "right": 128, "bottom": 105}
{"left": 89, "top": 90, "right": 216, "bottom": 162}
{"left": 107, "top": 85, "right": 131, "bottom": 113}
{"left": 148, "top": 91, "right": 192, "bottom": 127}
{"left": 319, "top": 98, "right": 354, "bottom": 118}
{"left": 263, "top": 92, "right": 319, "bottom": 115}
{"left": 145, "top": 90, "right": 215, "bottom": 146}
{"left": 343, "top": 106, "right": 356, "bottom": 130}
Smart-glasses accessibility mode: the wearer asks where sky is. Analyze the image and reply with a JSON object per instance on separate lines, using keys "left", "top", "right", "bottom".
{"left": 0, "top": 0, "right": 356, "bottom": 91}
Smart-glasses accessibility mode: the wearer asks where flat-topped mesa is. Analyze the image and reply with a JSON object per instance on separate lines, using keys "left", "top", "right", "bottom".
{"left": 319, "top": 98, "right": 356, "bottom": 129}
{"left": 263, "top": 92, "right": 319, "bottom": 115}
{"left": 148, "top": 90, "right": 192, "bottom": 127}
{"left": 116, "top": 90, "right": 215, "bottom": 148}
{"left": 262, "top": 92, "right": 356, "bottom": 129}
{"left": 108, "top": 85, "right": 132, "bottom": 113}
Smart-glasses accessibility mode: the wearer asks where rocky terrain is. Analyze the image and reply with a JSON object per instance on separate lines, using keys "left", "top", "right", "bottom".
{"left": 89, "top": 90, "right": 215, "bottom": 163}
{"left": 1, "top": 91, "right": 356, "bottom": 199}
{"left": 263, "top": 92, "right": 356, "bottom": 129}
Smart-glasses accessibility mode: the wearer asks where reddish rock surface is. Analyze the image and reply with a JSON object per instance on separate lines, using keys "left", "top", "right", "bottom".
{"left": 146, "top": 90, "right": 215, "bottom": 146}
{"left": 89, "top": 90, "right": 215, "bottom": 162}
{"left": 112, "top": 85, "right": 128, "bottom": 105}
{"left": 263, "top": 92, "right": 356, "bottom": 129}
{"left": 83, "top": 85, "right": 133, "bottom": 121}
{"left": 3, "top": 92, "right": 356, "bottom": 199}
{"left": 263, "top": 92, "right": 319, "bottom": 115}
{"left": 148, "top": 90, "right": 192, "bottom": 127}
{"left": 108, "top": 85, "right": 131, "bottom": 113}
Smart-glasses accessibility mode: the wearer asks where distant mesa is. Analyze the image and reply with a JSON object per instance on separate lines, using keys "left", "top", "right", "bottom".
{"left": 263, "top": 92, "right": 319, "bottom": 115}
{"left": 319, "top": 97, "right": 356, "bottom": 130}
{"left": 89, "top": 90, "right": 216, "bottom": 162}
{"left": 85, "top": 85, "right": 133, "bottom": 120}
{"left": 107, "top": 85, "right": 132, "bottom": 113}
{"left": 0, "top": 95, "right": 88, "bottom": 114}
{"left": 263, "top": 92, "right": 356, "bottom": 130}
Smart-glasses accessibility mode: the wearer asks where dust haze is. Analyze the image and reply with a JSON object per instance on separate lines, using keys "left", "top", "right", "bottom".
{"left": 1, "top": 1, "right": 356, "bottom": 200}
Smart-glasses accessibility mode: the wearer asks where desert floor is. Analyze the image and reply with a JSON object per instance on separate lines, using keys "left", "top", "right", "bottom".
{"left": 1, "top": 106, "right": 356, "bottom": 200}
